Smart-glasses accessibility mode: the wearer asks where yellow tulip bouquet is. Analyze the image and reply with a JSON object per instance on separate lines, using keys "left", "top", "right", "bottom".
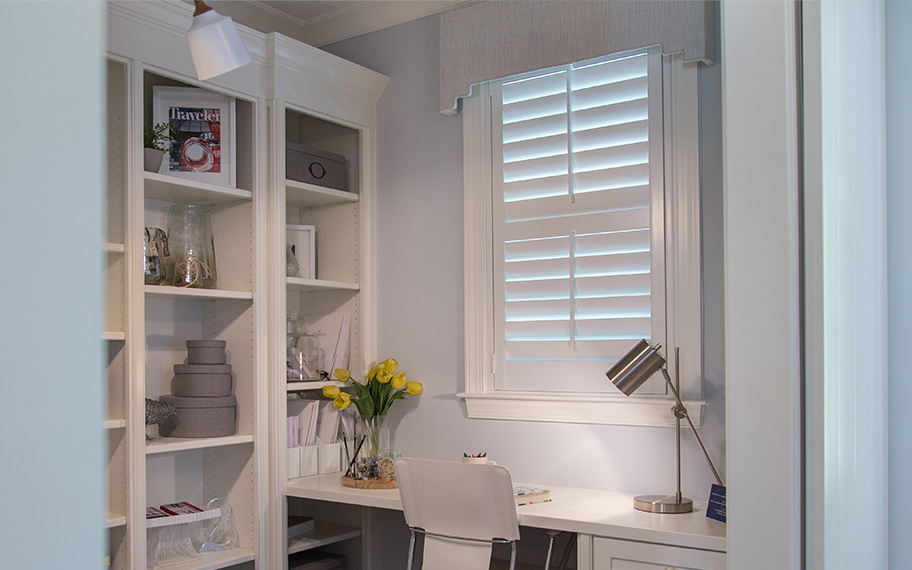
{"left": 322, "top": 357, "right": 422, "bottom": 460}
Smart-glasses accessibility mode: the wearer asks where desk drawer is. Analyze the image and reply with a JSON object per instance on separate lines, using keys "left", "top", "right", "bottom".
{"left": 583, "top": 536, "right": 726, "bottom": 570}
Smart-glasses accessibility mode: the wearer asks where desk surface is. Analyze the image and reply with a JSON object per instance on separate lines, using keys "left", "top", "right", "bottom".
{"left": 285, "top": 474, "right": 726, "bottom": 553}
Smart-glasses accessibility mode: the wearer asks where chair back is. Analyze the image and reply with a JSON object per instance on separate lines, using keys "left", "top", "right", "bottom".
{"left": 395, "top": 457, "right": 520, "bottom": 570}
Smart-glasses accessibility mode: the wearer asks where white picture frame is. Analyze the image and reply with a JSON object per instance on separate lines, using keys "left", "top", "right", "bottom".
{"left": 286, "top": 224, "right": 316, "bottom": 279}
{"left": 152, "top": 86, "right": 236, "bottom": 187}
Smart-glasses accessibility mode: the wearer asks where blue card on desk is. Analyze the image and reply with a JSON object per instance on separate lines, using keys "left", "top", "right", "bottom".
{"left": 706, "top": 484, "right": 726, "bottom": 523}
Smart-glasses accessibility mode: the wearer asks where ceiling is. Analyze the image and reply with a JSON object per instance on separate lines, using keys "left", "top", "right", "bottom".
{"left": 204, "top": 0, "right": 479, "bottom": 47}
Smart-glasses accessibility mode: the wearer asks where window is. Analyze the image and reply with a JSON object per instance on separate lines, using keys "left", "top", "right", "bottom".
{"left": 460, "top": 48, "right": 705, "bottom": 426}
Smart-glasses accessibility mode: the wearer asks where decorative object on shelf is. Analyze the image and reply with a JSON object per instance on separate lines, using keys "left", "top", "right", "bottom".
{"left": 286, "top": 141, "right": 348, "bottom": 191}
{"left": 199, "top": 496, "right": 240, "bottom": 553}
{"left": 286, "top": 224, "right": 315, "bottom": 279}
{"left": 146, "top": 501, "right": 222, "bottom": 568}
{"left": 187, "top": 0, "right": 251, "bottom": 81}
{"left": 143, "top": 122, "right": 171, "bottom": 173}
{"left": 286, "top": 243, "right": 300, "bottom": 277}
{"left": 324, "top": 358, "right": 423, "bottom": 488}
{"left": 166, "top": 204, "right": 217, "bottom": 289}
{"left": 605, "top": 340, "right": 725, "bottom": 514}
{"left": 145, "top": 398, "right": 177, "bottom": 442}
{"left": 143, "top": 226, "right": 168, "bottom": 285}
{"left": 286, "top": 314, "right": 326, "bottom": 381}
{"left": 153, "top": 86, "right": 236, "bottom": 187}
{"left": 301, "top": 312, "right": 351, "bottom": 377}
{"left": 160, "top": 340, "right": 238, "bottom": 438}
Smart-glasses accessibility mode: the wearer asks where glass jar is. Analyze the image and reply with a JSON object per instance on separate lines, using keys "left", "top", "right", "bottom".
{"left": 166, "top": 204, "right": 216, "bottom": 288}
{"left": 143, "top": 226, "right": 167, "bottom": 285}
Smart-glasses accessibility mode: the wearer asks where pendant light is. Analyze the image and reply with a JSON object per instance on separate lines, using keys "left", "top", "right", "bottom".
{"left": 187, "top": 0, "right": 251, "bottom": 81}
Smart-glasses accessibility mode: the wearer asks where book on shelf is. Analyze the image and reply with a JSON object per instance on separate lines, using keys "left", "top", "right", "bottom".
{"left": 146, "top": 501, "right": 221, "bottom": 528}
{"left": 160, "top": 501, "right": 204, "bottom": 516}
{"left": 513, "top": 486, "right": 551, "bottom": 506}
{"left": 288, "top": 515, "right": 316, "bottom": 538}
{"left": 146, "top": 506, "right": 170, "bottom": 519}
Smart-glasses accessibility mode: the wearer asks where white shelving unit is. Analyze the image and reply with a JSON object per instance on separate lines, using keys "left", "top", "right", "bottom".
{"left": 266, "top": 33, "right": 388, "bottom": 570}
{"left": 102, "top": 3, "right": 387, "bottom": 569}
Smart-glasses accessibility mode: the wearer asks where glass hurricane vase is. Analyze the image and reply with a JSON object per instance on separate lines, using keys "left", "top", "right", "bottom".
{"left": 361, "top": 414, "right": 388, "bottom": 459}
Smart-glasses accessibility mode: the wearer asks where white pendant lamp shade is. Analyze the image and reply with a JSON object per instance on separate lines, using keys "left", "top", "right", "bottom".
{"left": 187, "top": 2, "right": 251, "bottom": 81}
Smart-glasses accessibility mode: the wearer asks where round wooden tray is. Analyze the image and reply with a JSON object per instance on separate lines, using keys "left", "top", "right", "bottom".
{"left": 340, "top": 476, "right": 398, "bottom": 489}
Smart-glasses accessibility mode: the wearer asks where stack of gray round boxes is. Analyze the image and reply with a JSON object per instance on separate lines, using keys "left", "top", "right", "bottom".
{"left": 159, "top": 340, "right": 237, "bottom": 438}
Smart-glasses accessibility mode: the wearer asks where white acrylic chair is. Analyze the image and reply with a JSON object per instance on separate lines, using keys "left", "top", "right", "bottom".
{"left": 395, "top": 457, "right": 522, "bottom": 570}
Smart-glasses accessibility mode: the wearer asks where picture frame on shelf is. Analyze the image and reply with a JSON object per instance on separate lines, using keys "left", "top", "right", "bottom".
{"left": 152, "top": 86, "right": 236, "bottom": 187}
{"left": 286, "top": 224, "right": 316, "bottom": 279}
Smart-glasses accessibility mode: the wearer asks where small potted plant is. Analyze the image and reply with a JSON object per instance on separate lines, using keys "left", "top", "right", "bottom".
{"left": 143, "top": 122, "right": 170, "bottom": 173}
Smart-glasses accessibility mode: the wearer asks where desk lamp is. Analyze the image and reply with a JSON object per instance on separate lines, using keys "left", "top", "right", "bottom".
{"left": 187, "top": 0, "right": 251, "bottom": 81}
{"left": 605, "top": 339, "right": 723, "bottom": 514}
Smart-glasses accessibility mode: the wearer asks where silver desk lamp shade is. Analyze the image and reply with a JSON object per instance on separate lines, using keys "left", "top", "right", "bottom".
{"left": 188, "top": 0, "right": 251, "bottom": 81}
{"left": 606, "top": 340, "right": 723, "bottom": 514}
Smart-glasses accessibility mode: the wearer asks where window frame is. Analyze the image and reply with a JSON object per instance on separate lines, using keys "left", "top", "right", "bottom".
{"left": 459, "top": 51, "right": 706, "bottom": 427}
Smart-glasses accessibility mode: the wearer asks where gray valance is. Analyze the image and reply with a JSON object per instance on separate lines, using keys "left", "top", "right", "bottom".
{"left": 439, "top": 0, "right": 716, "bottom": 114}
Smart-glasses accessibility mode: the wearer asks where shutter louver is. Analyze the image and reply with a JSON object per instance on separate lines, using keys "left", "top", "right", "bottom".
{"left": 493, "top": 51, "right": 665, "bottom": 393}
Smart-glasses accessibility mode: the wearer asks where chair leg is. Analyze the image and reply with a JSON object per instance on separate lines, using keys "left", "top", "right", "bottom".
{"left": 543, "top": 530, "right": 562, "bottom": 570}
{"left": 509, "top": 541, "right": 517, "bottom": 570}
{"left": 407, "top": 529, "right": 416, "bottom": 570}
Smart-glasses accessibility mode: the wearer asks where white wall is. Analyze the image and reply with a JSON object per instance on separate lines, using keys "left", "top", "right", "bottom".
{"left": 721, "top": 2, "right": 803, "bottom": 568}
{"left": 324, "top": 14, "right": 726, "bottom": 500}
{"left": 886, "top": 1, "right": 912, "bottom": 567}
{"left": 0, "top": 1, "right": 105, "bottom": 568}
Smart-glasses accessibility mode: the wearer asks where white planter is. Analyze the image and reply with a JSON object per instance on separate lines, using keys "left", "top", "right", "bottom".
{"left": 143, "top": 148, "right": 166, "bottom": 172}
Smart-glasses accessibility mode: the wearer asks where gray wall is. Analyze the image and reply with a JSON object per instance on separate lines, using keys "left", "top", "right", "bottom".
{"left": 887, "top": 1, "right": 912, "bottom": 567}
{"left": 325, "top": 14, "right": 725, "bottom": 499}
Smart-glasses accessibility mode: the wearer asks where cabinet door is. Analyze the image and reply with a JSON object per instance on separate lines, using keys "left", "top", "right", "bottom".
{"left": 592, "top": 537, "right": 726, "bottom": 570}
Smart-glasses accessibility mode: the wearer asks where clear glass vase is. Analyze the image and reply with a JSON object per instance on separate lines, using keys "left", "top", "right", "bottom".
{"left": 166, "top": 204, "right": 216, "bottom": 288}
{"left": 361, "top": 414, "right": 388, "bottom": 459}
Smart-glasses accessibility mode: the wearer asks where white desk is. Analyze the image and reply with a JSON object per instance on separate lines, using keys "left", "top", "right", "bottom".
{"left": 285, "top": 474, "right": 726, "bottom": 555}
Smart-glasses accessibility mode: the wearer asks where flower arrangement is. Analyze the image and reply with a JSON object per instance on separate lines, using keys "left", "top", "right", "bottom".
{"left": 322, "top": 357, "right": 422, "bottom": 416}
{"left": 322, "top": 357, "right": 422, "bottom": 459}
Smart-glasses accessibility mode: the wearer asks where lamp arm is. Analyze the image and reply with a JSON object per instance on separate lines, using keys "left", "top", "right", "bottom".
{"left": 659, "top": 368, "right": 724, "bottom": 486}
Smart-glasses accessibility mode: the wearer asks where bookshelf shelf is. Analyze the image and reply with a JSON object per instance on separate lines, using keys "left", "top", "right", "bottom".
{"left": 286, "top": 179, "right": 358, "bottom": 209}
{"left": 144, "top": 172, "right": 252, "bottom": 205}
{"left": 144, "top": 285, "right": 253, "bottom": 301}
{"left": 286, "top": 277, "right": 359, "bottom": 293}
{"left": 287, "top": 521, "right": 361, "bottom": 555}
{"left": 105, "top": 513, "right": 127, "bottom": 529}
{"left": 145, "top": 435, "right": 254, "bottom": 455}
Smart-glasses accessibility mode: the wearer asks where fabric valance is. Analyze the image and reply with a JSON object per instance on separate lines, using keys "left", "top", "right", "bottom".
{"left": 439, "top": 0, "right": 716, "bottom": 114}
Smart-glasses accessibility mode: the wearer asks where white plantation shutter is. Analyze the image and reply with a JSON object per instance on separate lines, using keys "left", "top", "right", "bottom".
{"left": 492, "top": 50, "right": 666, "bottom": 393}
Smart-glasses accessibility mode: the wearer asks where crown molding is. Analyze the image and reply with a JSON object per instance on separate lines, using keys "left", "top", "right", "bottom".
{"left": 296, "top": 1, "right": 481, "bottom": 47}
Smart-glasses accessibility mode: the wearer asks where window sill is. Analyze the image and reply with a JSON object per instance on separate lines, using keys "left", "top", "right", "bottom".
{"left": 457, "top": 392, "right": 706, "bottom": 428}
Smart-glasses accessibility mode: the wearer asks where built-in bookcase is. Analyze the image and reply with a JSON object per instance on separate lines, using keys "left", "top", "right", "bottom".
{"left": 105, "top": 3, "right": 386, "bottom": 568}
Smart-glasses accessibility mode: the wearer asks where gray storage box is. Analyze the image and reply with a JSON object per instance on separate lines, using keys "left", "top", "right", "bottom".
{"left": 159, "top": 395, "right": 237, "bottom": 438}
{"left": 186, "top": 339, "right": 227, "bottom": 364}
{"left": 286, "top": 142, "right": 348, "bottom": 191}
{"left": 172, "top": 364, "right": 232, "bottom": 397}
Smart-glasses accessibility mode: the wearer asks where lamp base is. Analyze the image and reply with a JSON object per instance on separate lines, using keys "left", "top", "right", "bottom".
{"left": 633, "top": 494, "right": 694, "bottom": 514}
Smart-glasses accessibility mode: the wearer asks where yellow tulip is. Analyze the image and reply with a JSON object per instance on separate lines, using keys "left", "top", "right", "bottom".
{"left": 333, "top": 393, "right": 351, "bottom": 410}
{"left": 376, "top": 368, "right": 392, "bottom": 384}
{"left": 391, "top": 372, "right": 407, "bottom": 390}
{"left": 367, "top": 364, "right": 381, "bottom": 381}
{"left": 405, "top": 381, "right": 423, "bottom": 395}
{"left": 322, "top": 385, "right": 341, "bottom": 398}
{"left": 333, "top": 369, "right": 352, "bottom": 382}
{"left": 382, "top": 358, "right": 399, "bottom": 375}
